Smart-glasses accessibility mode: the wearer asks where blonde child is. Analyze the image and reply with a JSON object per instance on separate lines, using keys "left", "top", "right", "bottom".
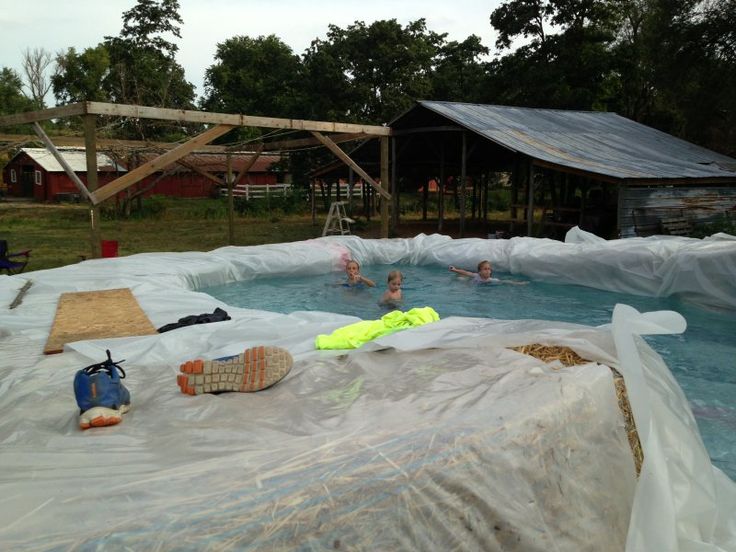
{"left": 449, "top": 260, "right": 527, "bottom": 285}
{"left": 380, "top": 270, "right": 403, "bottom": 304}
{"left": 344, "top": 260, "right": 376, "bottom": 287}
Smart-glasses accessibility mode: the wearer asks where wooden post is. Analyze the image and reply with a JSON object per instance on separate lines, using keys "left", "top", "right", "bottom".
{"left": 438, "top": 141, "right": 445, "bottom": 233}
{"left": 459, "top": 131, "right": 467, "bottom": 238}
{"left": 527, "top": 163, "right": 535, "bottom": 237}
{"left": 380, "top": 136, "right": 389, "bottom": 238}
{"left": 482, "top": 172, "right": 489, "bottom": 231}
{"left": 227, "top": 153, "right": 234, "bottom": 244}
{"left": 348, "top": 167, "right": 354, "bottom": 213}
{"left": 391, "top": 137, "right": 399, "bottom": 231}
{"left": 83, "top": 114, "right": 101, "bottom": 258}
{"left": 311, "top": 180, "right": 316, "bottom": 225}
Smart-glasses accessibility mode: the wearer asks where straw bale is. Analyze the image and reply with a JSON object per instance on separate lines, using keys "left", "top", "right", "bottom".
{"left": 510, "top": 344, "right": 643, "bottom": 475}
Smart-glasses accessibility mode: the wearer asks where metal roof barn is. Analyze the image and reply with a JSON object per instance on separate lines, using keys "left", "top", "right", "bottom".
{"left": 415, "top": 101, "right": 736, "bottom": 183}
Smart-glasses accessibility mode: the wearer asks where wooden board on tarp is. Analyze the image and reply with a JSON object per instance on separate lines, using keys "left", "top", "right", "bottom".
{"left": 44, "top": 288, "right": 157, "bottom": 355}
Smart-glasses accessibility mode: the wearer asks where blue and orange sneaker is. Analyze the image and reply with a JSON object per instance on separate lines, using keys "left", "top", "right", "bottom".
{"left": 73, "top": 350, "right": 131, "bottom": 430}
{"left": 177, "top": 346, "right": 293, "bottom": 395}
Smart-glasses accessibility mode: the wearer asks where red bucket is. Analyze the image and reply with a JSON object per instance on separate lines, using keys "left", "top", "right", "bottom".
{"left": 101, "top": 240, "right": 119, "bottom": 258}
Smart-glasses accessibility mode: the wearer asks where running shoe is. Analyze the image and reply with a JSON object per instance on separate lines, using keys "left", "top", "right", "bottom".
{"left": 73, "top": 350, "right": 131, "bottom": 429}
{"left": 177, "top": 346, "right": 293, "bottom": 395}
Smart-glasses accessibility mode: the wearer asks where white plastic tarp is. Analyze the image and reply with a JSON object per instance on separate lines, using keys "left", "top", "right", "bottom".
{"left": 0, "top": 230, "right": 735, "bottom": 551}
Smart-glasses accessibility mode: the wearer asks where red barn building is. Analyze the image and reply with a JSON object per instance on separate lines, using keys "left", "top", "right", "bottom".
{"left": 2, "top": 148, "right": 287, "bottom": 201}
{"left": 3, "top": 148, "right": 125, "bottom": 201}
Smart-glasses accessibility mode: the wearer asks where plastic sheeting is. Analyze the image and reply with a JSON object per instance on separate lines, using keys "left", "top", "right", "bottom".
{"left": 0, "top": 229, "right": 735, "bottom": 551}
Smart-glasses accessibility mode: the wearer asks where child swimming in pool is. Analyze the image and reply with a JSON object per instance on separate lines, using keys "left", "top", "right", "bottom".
{"left": 380, "top": 270, "right": 403, "bottom": 305}
{"left": 344, "top": 260, "right": 376, "bottom": 287}
{"left": 449, "top": 260, "right": 528, "bottom": 285}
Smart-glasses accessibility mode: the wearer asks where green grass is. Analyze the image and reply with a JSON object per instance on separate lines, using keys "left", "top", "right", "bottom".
{"left": 1, "top": 195, "right": 520, "bottom": 272}
{"left": 1, "top": 197, "right": 377, "bottom": 271}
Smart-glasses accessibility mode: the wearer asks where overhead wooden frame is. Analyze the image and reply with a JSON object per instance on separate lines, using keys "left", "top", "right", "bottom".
{"left": 0, "top": 101, "right": 393, "bottom": 241}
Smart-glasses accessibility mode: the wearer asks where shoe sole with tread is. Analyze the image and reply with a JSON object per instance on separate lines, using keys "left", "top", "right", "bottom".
{"left": 177, "top": 346, "right": 293, "bottom": 395}
{"left": 79, "top": 404, "right": 130, "bottom": 430}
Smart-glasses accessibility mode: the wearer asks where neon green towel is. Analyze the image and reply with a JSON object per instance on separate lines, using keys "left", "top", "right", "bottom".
{"left": 315, "top": 307, "right": 440, "bottom": 350}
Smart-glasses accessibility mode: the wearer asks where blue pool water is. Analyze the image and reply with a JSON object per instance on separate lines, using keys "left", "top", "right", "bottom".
{"left": 201, "top": 264, "right": 736, "bottom": 480}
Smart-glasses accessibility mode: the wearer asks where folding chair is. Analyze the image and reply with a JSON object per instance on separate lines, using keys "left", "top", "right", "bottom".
{"left": 0, "top": 240, "right": 31, "bottom": 274}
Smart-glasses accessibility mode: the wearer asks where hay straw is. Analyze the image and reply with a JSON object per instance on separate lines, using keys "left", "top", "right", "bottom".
{"left": 511, "top": 344, "right": 643, "bottom": 476}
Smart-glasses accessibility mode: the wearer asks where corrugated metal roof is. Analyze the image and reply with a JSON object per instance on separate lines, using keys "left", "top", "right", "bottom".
{"left": 21, "top": 148, "right": 126, "bottom": 173}
{"left": 415, "top": 101, "right": 736, "bottom": 181}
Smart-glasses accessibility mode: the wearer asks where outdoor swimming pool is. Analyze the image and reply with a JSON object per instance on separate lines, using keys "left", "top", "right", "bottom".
{"left": 202, "top": 263, "right": 736, "bottom": 481}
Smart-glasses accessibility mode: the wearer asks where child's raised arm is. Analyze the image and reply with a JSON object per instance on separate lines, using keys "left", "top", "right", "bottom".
{"left": 357, "top": 274, "right": 376, "bottom": 287}
{"left": 449, "top": 265, "right": 476, "bottom": 278}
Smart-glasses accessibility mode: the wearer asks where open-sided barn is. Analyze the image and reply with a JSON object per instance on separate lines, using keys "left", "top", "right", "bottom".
{"left": 316, "top": 101, "right": 736, "bottom": 238}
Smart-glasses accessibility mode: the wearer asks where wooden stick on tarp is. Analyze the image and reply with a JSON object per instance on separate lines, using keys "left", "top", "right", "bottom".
{"left": 9, "top": 280, "right": 32, "bottom": 309}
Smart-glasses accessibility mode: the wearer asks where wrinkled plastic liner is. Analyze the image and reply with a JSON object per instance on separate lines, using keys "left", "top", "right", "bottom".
{"left": 0, "top": 231, "right": 734, "bottom": 551}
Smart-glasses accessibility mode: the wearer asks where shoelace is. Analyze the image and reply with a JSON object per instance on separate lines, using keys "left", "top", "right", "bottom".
{"left": 81, "top": 349, "right": 127, "bottom": 378}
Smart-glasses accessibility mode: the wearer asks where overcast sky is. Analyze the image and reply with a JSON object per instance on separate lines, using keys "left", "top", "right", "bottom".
{"left": 0, "top": 0, "right": 503, "bottom": 102}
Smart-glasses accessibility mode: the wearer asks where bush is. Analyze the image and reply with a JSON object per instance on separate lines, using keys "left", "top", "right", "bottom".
{"left": 234, "top": 190, "right": 307, "bottom": 217}
{"left": 487, "top": 189, "right": 511, "bottom": 212}
{"left": 691, "top": 213, "right": 736, "bottom": 238}
{"left": 100, "top": 195, "right": 167, "bottom": 220}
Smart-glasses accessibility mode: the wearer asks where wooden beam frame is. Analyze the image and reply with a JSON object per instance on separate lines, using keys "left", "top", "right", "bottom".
{"left": 91, "top": 124, "right": 236, "bottom": 204}
{"left": 0, "top": 133, "right": 234, "bottom": 153}
{"left": 232, "top": 144, "right": 264, "bottom": 187}
{"left": 174, "top": 158, "right": 223, "bottom": 185}
{"left": 0, "top": 103, "right": 86, "bottom": 126}
{"left": 310, "top": 131, "right": 391, "bottom": 201}
{"left": 83, "top": 102, "right": 390, "bottom": 136}
{"left": 261, "top": 132, "right": 370, "bottom": 151}
{"left": 391, "top": 125, "right": 463, "bottom": 136}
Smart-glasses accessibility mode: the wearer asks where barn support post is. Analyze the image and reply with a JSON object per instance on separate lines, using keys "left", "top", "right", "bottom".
{"left": 380, "top": 136, "right": 390, "bottom": 238}
{"left": 83, "top": 115, "right": 101, "bottom": 258}
{"left": 391, "top": 137, "right": 399, "bottom": 230}
{"left": 527, "top": 163, "right": 536, "bottom": 237}
{"left": 438, "top": 140, "right": 445, "bottom": 233}
{"left": 459, "top": 131, "right": 467, "bottom": 238}
{"left": 347, "top": 167, "right": 354, "bottom": 213}
{"left": 227, "top": 152, "right": 234, "bottom": 244}
{"left": 311, "top": 180, "right": 316, "bottom": 225}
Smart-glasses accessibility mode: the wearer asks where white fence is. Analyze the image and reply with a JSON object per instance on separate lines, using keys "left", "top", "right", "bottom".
{"left": 315, "top": 182, "right": 364, "bottom": 199}
{"left": 219, "top": 183, "right": 291, "bottom": 200}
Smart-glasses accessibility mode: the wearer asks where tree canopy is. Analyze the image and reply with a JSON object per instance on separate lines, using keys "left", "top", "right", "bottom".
{"left": 3, "top": 0, "right": 734, "bottom": 155}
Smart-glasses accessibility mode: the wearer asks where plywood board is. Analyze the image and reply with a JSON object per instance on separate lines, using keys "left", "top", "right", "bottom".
{"left": 44, "top": 288, "right": 157, "bottom": 355}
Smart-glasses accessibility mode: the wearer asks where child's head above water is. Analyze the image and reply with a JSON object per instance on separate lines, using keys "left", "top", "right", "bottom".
{"left": 346, "top": 260, "right": 360, "bottom": 276}
{"left": 344, "top": 260, "right": 376, "bottom": 287}
{"left": 477, "top": 260, "right": 492, "bottom": 280}
{"left": 387, "top": 270, "right": 403, "bottom": 288}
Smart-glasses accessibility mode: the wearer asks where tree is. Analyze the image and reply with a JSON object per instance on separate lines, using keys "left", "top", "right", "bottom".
{"left": 0, "top": 67, "right": 35, "bottom": 113}
{"left": 0, "top": 67, "right": 36, "bottom": 132}
{"left": 202, "top": 35, "right": 303, "bottom": 118}
{"left": 607, "top": 0, "right": 736, "bottom": 154}
{"left": 488, "top": 0, "right": 619, "bottom": 109}
{"left": 431, "top": 36, "right": 490, "bottom": 102}
{"left": 303, "top": 19, "right": 445, "bottom": 124}
{"left": 103, "top": 0, "right": 195, "bottom": 138}
{"left": 52, "top": 45, "right": 111, "bottom": 104}
{"left": 21, "top": 47, "right": 57, "bottom": 108}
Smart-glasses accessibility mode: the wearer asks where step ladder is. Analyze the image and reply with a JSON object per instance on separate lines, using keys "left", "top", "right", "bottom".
{"left": 322, "top": 201, "right": 355, "bottom": 236}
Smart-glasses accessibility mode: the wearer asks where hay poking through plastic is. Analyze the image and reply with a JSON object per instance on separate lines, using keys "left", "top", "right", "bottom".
{"left": 511, "top": 344, "right": 643, "bottom": 476}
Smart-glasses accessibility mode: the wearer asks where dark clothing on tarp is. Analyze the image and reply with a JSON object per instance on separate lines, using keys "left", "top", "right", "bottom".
{"left": 157, "top": 307, "right": 231, "bottom": 333}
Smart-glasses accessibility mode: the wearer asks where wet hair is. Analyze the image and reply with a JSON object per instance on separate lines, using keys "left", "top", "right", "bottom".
{"left": 387, "top": 270, "right": 403, "bottom": 283}
{"left": 477, "top": 260, "right": 492, "bottom": 271}
{"left": 346, "top": 260, "right": 360, "bottom": 270}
